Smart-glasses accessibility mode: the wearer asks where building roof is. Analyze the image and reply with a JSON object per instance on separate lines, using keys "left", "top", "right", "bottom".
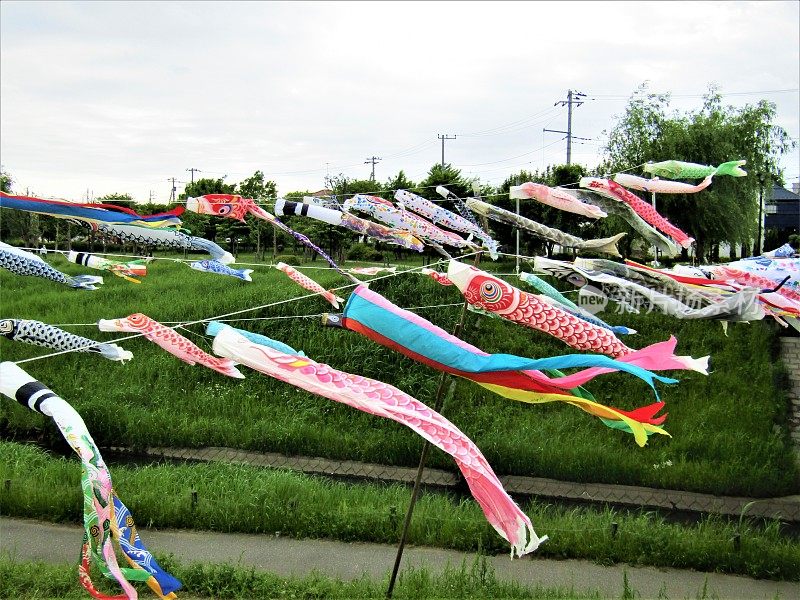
{"left": 771, "top": 183, "right": 800, "bottom": 202}
{"left": 765, "top": 184, "right": 799, "bottom": 230}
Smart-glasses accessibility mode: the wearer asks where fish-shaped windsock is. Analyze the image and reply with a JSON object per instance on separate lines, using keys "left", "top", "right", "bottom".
{"left": 276, "top": 262, "right": 344, "bottom": 309}
{"left": 0, "top": 318, "right": 133, "bottom": 361}
{"left": 447, "top": 260, "right": 709, "bottom": 374}
{"left": 93, "top": 221, "right": 235, "bottom": 264}
{"left": 510, "top": 182, "right": 607, "bottom": 219}
{"left": 211, "top": 326, "right": 547, "bottom": 557}
{"left": 0, "top": 361, "right": 181, "bottom": 599}
{"left": 206, "top": 321, "right": 306, "bottom": 356}
{"left": 0, "top": 245, "right": 103, "bottom": 290}
{"left": 420, "top": 267, "right": 454, "bottom": 286}
{"left": 67, "top": 250, "right": 147, "bottom": 283}
{"left": 465, "top": 197, "right": 626, "bottom": 257}
{"left": 613, "top": 173, "right": 714, "bottom": 194}
{"left": 643, "top": 160, "right": 747, "bottom": 180}
{"left": 189, "top": 259, "right": 253, "bottom": 282}
{"left": 348, "top": 266, "right": 398, "bottom": 276}
{"left": 98, "top": 313, "right": 245, "bottom": 379}
{"left": 579, "top": 178, "right": 694, "bottom": 249}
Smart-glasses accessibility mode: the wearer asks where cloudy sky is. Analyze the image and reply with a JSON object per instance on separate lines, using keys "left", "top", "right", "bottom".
{"left": 1, "top": 1, "right": 798, "bottom": 202}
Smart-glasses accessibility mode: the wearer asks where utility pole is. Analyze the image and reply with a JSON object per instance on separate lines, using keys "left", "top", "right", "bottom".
{"left": 437, "top": 134, "right": 457, "bottom": 166}
{"left": 186, "top": 167, "right": 201, "bottom": 184}
{"left": 149, "top": 190, "right": 155, "bottom": 203}
{"left": 543, "top": 89, "right": 590, "bottom": 165}
{"left": 364, "top": 156, "right": 382, "bottom": 181}
{"left": 168, "top": 178, "right": 177, "bottom": 202}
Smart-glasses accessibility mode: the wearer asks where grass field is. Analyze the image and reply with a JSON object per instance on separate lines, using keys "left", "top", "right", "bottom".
{"left": 2, "top": 442, "right": 798, "bottom": 580}
{"left": 0, "top": 251, "right": 795, "bottom": 497}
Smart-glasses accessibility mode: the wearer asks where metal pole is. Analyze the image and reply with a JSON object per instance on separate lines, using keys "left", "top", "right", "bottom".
{"left": 515, "top": 195, "right": 520, "bottom": 273}
{"left": 441, "top": 136, "right": 445, "bottom": 166}
{"left": 651, "top": 191, "right": 659, "bottom": 266}
{"left": 566, "top": 90, "right": 573, "bottom": 166}
{"left": 756, "top": 179, "right": 764, "bottom": 256}
{"left": 386, "top": 252, "right": 481, "bottom": 599}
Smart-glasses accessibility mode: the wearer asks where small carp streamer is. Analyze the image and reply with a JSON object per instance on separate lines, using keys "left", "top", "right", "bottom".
{"left": 91, "top": 223, "right": 234, "bottom": 264}
{"left": 274, "top": 198, "right": 424, "bottom": 252}
{"left": 68, "top": 251, "right": 148, "bottom": 283}
{"left": 0, "top": 243, "right": 103, "bottom": 290}
{"left": 98, "top": 313, "right": 244, "bottom": 378}
{"left": 465, "top": 197, "right": 625, "bottom": 257}
{"left": 580, "top": 178, "right": 694, "bottom": 248}
{"left": 420, "top": 267, "right": 454, "bottom": 286}
{"left": 447, "top": 260, "right": 709, "bottom": 371}
{"left": 185, "top": 194, "right": 358, "bottom": 283}
{"left": 348, "top": 266, "right": 398, "bottom": 276}
{"left": 395, "top": 189, "right": 499, "bottom": 258}
{"left": 613, "top": 173, "right": 713, "bottom": 194}
{"left": 0, "top": 191, "right": 184, "bottom": 228}
{"left": 211, "top": 326, "right": 547, "bottom": 557}
{"left": 189, "top": 259, "right": 253, "bottom": 282}
{"left": 275, "top": 262, "right": 344, "bottom": 309}
{"left": 643, "top": 160, "right": 747, "bottom": 180}
{"left": 0, "top": 318, "right": 133, "bottom": 361}
{"left": 0, "top": 362, "right": 181, "bottom": 599}
{"left": 510, "top": 182, "right": 607, "bottom": 219}
{"left": 328, "top": 286, "right": 684, "bottom": 445}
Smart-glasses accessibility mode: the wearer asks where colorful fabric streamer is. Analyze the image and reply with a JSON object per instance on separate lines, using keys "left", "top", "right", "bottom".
{"left": 211, "top": 326, "right": 546, "bottom": 557}
{"left": 643, "top": 160, "right": 747, "bottom": 180}
{"left": 98, "top": 313, "right": 244, "bottom": 378}
{"left": 464, "top": 197, "right": 625, "bottom": 257}
{"left": 0, "top": 361, "right": 181, "bottom": 599}
{"left": 579, "top": 178, "right": 694, "bottom": 248}
{"left": 435, "top": 186, "right": 485, "bottom": 231}
{"left": 92, "top": 222, "right": 234, "bottom": 264}
{"left": 0, "top": 318, "right": 133, "bottom": 361}
{"left": 274, "top": 198, "right": 424, "bottom": 252}
{"left": 0, "top": 244, "right": 103, "bottom": 290}
{"left": 395, "top": 189, "right": 500, "bottom": 258}
{"left": 0, "top": 191, "right": 183, "bottom": 228}
{"left": 206, "top": 321, "right": 305, "bottom": 356}
{"left": 189, "top": 259, "right": 253, "bottom": 282}
{"left": 510, "top": 182, "right": 607, "bottom": 219}
{"left": 613, "top": 173, "right": 713, "bottom": 194}
{"left": 67, "top": 251, "right": 147, "bottom": 283}
{"left": 348, "top": 266, "right": 398, "bottom": 276}
{"left": 421, "top": 268, "right": 454, "bottom": 286}
{"left": 329, "top": 285, "right": 682, "bottom": 445}
{"left": 275, "top": 262, "right": 344, "bottom": 309}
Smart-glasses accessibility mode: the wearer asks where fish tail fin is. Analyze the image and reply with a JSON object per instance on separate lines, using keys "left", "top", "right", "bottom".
{"left": 582, "top": 232, "right": 626, "bottom": 257}
{"left": 70, "top": 275, "right": 104, "bottom": 290}
{"left": 619, "top": 336, "right": 709, "bottom": 374}
{"left": 213, "top": 358, "right": 246, "bottom": 379}
{"left": 112, "top": 271, "right": 142, "bottom": 284}
{"left": 715, "top": 160, "right": 747, "bottom": 177}
{"left": 241, "top": 269, "right": 254, "bottom": 282}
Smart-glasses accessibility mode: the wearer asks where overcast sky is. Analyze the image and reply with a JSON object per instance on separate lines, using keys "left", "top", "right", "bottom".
{"left": 1, "top": 1, "right": 798, "bottom": 203}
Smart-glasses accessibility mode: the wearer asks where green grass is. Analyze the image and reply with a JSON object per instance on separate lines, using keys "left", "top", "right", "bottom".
{"left": 0, "top": 252, "right": 796, "bottom": 498}
{"left": 2, "top": 442, "right": 798, "bottom": 580}
{"left": 0, "top": 554, "right": 611, "bottom": 600}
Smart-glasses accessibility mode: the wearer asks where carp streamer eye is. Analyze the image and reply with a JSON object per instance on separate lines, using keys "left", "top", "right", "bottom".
{"left": 0, "top": 320, "right": 13, "bottom": 334}
{"left": 217, "top": 204, "right": 233, "bottom": 216}
{"left": 127, "top": 314, "right": 147, "bottom": 327}
{"left": 480, "top": 281, "right": 502, "bottom": 303}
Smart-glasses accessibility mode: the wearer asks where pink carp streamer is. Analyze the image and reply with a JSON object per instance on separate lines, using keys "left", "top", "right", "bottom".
{"left": 276, "top": 262, "right": 345, "bottom": 309}
{"left": 613, "top": 172, "right": 714, "bottom": 194}
{"left": 510, "top": 182, "right": 607, "bottom": 219}
{"left": 421, "top": 268, "right": 454, "bottom": 286}
{"left": 580, "top": 178, "right": 695, "bottom": 248}
{"left": 98, "top": 313, "right": 244, "bottom": 378}
{"left": 211, "top": 327, "right": 546, "bottom": 557}
{"left": 447, "top": 261, "right": 709, "bottom": 373}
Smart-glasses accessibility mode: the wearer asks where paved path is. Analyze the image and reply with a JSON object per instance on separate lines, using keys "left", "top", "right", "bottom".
{"left": 1, "top": 517, "right": 797, "bottom": 599}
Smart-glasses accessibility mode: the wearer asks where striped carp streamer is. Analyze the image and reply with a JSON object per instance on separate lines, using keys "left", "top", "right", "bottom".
{"left": 210, "top": 326, "right": 546, "bottom": 557}
{"left": 0, "top": 243, "right": 103, "bottom": 290}
{"left": 68, "top": 251, "right": 148, "bottom": 284}
{"left": 579, "top": 178, "right": 694, "bottom": 249}
{"left": 447, "top": 260, "right": 709, "bottom": 370}
{"left": 91, "top": 222, "right": 234, "bottom": 264}
{"left": 613, "top": 173, "right": 713, "bottom": 194}
{"left": 395, "top": 189, "right": 500, "bottom": 258}
{"left": 185, "top": 194, "right": 359, "bottom": 283}
{"left": 510, "top": 182, "right": 607, "bottom": 219}
{"left": 98, "top": 313, "right": 244, "bottom": 379}
{"left": 0, "top": 362, "right": 181, "bottom": 599}
{"left": 465, "top": 197, "right": 625, "bottom": 257}
{"left": 189, "top": 259, "right": 253, "bottom": 282}
{"left": 0, "top": 191, "right": 183, "bottom": 228}
{"left": 275, "top": 262, "right": 345, "bottom": 309}
{"left": 0, "top": 318, "right": 133, "bottom": 362}
{"left": 326, "top": 286, "right": 681, "bottom": 446}
{"left": 274, "top": 198, "right": 424, "bottom": 252}
{"left": 643, "top": 160, "right": 747, "bottom": 180}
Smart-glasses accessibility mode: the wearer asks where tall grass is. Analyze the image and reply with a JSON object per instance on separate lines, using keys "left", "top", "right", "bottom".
{"left": 0, "top": 253, "right": 796, "bottom": 497}
{"left": 2, "top": 442, "right": 797, "bottom": 580}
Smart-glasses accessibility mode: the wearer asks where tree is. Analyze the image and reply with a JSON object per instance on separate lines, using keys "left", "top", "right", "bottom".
{"left": 1, "top": 169, "right": 12, "bottom": 193}
{"left": 417, "top": 163, "right": 472, "bottom": 200}
{"left": 239, "top": 170, "right": 278, "bottom": 260}
{"left": 601, "top": 83, "right": 795, "bottom": 262}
